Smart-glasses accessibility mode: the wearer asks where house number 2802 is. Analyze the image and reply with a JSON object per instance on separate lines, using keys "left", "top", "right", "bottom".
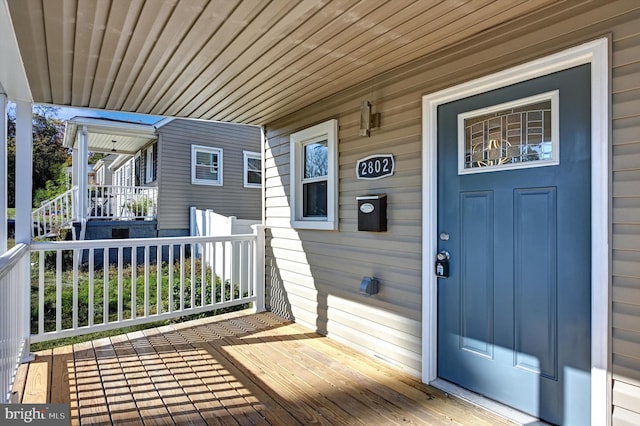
{"left": 356, "top": 154, "right": 395, "bottom": 180}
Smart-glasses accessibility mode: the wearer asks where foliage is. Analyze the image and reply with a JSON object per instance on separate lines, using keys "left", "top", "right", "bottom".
{"left": 7, "top": 105, "right": 70, "bottom": 207}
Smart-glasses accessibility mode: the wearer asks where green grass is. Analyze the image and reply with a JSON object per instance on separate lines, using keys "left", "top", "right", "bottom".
{"left": 30, "top": 255, "right": 250, "bottom": 351}
{"left": 7, "top": 208, "right": 15, "bottom": 218}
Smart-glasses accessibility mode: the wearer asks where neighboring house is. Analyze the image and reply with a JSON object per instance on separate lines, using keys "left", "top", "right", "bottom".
{"left": 35, "top": 116, "right": 261, "bottom": 239}
{"left": 2, "top": 2, "right": 640, "bottom": 425}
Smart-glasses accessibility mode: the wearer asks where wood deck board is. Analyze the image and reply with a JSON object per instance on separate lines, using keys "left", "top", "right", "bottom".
{"left": 14, "top": 311, "right": 516, "bottom": 426}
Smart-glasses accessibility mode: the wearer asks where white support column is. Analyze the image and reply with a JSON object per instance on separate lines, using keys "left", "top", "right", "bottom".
{"left": 78, "top": 126, "right": 88, "bottom": 223}
{"left": 251, "top": 224, "right": 266, "bottom": 312}
{"left": 71, "top": 147, "right": 79, "bottom": 220}
{"left": 14, "top": 101, "right": 32, "bottom": 245}
{"left": 0, "top": 94, "right": 8, "bottom": 254}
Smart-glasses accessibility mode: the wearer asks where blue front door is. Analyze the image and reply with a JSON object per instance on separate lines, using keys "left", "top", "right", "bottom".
{"left": 437, "top": 65, "right": 591, "bottom": 425}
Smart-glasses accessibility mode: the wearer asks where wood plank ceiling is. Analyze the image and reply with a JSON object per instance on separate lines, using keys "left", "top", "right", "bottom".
{"left": 8, "top": 0, "right": 567, "bottom": 125}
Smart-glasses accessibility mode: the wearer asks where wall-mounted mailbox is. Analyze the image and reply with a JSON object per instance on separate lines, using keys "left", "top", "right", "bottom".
{"left": 356, "top": 194, "right": 387, "bottom": 232}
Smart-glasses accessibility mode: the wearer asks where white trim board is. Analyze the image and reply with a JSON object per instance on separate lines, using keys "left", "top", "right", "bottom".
{"left": 421, "top": 38, "right": 609, "bottom": 425}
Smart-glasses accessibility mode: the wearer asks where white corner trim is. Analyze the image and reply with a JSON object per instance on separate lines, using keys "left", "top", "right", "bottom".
{"left": 421, "top": 37, "right": 609, "bottom": 425}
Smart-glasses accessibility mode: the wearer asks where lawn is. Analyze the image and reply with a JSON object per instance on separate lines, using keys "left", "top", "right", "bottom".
{"left": 30, "top": 255, "right": 250, "bottom": 351}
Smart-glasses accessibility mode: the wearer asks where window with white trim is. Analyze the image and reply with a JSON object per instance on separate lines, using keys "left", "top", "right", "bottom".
{"left": 243, "top": 151, "right": 261, "bottom": 188}
{"left": 145, "top": 145, "right": 154, "bottom": 183}
{"left": 191, "top": 145, "right": 223, "bottom": 186}
{"left": 290, "top": 119, "right": 338, "bottom": 230}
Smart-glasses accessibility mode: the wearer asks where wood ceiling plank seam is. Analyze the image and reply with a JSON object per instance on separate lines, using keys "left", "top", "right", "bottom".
{"left": 123, "top": 0, "right": 210, "bottom": 112}
{"left": 8, "top": 0, "right": 52, "bottom": 102}
{"left": 41, "top": 0, "right": 66, "bottom": 105}
{"left": 89, "top": 0, "right": 145, "bottom": 109}
{"left": 193, "top": 0, "right": 383, "bottom": 120}
{"left": 148, "top": 0, "right": 270, "bottom": 115}
{"left": 70, "top": 0, "right": 107, "bottom": 106}
{"left": 163, "top": 0, "right": 302, "bottom": 117}
{"left": 218, "top": 0, "right": 452, "bottom": 122}
{"left": 186, "top": 0, "right": 353, "bottom": 119}
{"left": 106, "top": 0, "right": 178, "bottom": 111}
{"left": 209, "top": 0, "right": 422, "bottom": 121}
{"left": 256, "top": 0, "right": 600, "bottom": 126}
{"left": 228, "top": 0, "right": 540, "bottom": 123}
{"left": 135, "top": 0, "right": 241, "bottom": 113}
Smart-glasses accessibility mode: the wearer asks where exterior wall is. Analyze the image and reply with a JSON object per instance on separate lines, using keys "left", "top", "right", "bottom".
{"left": 156, "top": 119, "right": 261, "bottom": 231}
{"left": 263, "top": 2, "right": 640, "bottom": 422}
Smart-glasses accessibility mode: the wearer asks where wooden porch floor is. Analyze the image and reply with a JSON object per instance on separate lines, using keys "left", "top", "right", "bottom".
{"left": 12, "top": 311, "right": 515, "bottom": 425}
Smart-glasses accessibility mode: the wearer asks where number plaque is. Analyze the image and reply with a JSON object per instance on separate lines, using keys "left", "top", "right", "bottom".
{"left": 356, "top": 154, "right": 394, "bottom": 180}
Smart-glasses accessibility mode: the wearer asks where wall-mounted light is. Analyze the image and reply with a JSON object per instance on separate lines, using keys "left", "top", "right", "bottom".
{"left": 359, "top": 100, "right": 381, "bottom": 137}
{"left": 111, "top": 140, "right": 117, "bottom": 152}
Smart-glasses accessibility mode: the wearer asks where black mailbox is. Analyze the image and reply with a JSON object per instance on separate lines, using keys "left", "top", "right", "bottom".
{"left": 356, "top": 194, "right": 387, "bottom": 232}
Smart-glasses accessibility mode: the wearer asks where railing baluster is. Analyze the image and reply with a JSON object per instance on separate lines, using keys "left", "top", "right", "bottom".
{"left": 131, "top": 246, "right": 137, "bottom": 320}
{"left": 88, "top": 248, "right": 94, "bottom": 327}
{"left": 56, "top": 250, "right": 62, "bottom": 332}
{"left": 212, "top": 242, "right": 217, "bottom": 304}
{"left": 190, "top": 244, "right": 195, "bottom": 309}
{"left": 168, "top": 244, "right": 174, "bottom": 313}
{"left": 144, "top": 245, "right": 149, "bottom": 317}
{"left": 117, "top": 246, "right": 123, "bottom": 322}
{"left": 72, "top": 249, "right": 79, "bottom": 329}
{"left": 221, "top": 242, "right": 227, "bottom": 303}
{"left": 180, "top": 244, "right": 185, "bottom": 311}
{"left": 200, "top": 243, "right": 205, "bottom": 307}
{"left": 103, "top": 248, "right": 109, "bottom": 324}
{"left": 38, "top": 251, "right": 44, "bottom": 335}
{"left": 156, "top": 245, "right": 162, "bottom": 315}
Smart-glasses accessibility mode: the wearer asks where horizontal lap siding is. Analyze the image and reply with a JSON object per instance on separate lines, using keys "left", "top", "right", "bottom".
{"left": 264, "top": 2, "right": 640, "bottom": 409}
{"left": 612, "top": 12, "right": 640, "bottom": 424}
{"left": 156, "top": 119, "right": 262, "bottom": 231}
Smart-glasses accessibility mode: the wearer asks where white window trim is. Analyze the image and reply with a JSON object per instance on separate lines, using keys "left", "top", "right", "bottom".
{"left": 421, "top": 38, "right": 609, "bottom": 425}
{"left": 191, "top": 144, "right": 223, "bottom": 186}
{"left": 290, "top": 119, "right": 338, "bottom": 230}
{"left": 145, "top": 145, "right": 154, "bottom": 183}
{"left": 243, "top": 150, "right": 261, "bottom": 188}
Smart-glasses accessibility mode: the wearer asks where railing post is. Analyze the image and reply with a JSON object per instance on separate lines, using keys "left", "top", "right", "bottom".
{"left": 251, "top": 225, "right": 266, "bottom": 313}
{"left": 0, "top": 94, "right": 7, "bottom": 255}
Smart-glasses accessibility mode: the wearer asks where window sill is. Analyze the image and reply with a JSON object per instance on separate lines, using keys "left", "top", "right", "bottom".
{"left": 291, "top": 220, "right": 336, "bottom": 230}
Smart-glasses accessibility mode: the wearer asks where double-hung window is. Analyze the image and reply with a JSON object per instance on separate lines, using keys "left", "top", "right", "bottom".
{"left": 192, "top": 145, "right": 223, "bottom": 186}
{"left": 243, "top": 151, "right": 261, "bottom": 188}
{"left": 145, "top": 145, "right": 154, "bottom": 183}
{"left": 290, "top": 119, "right": 338, "bottom": 230}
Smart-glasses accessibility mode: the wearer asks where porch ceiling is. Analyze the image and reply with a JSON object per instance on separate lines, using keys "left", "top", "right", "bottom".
{"left": 6, "top": 0, "right": 563, "bottom": 125}
{"left": 63, "top": 117, "right": 157, "bottom": 154}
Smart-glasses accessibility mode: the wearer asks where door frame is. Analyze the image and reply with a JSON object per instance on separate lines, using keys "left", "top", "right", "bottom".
{"left": 421, "top": 38, "right": 609, "bottom": 424}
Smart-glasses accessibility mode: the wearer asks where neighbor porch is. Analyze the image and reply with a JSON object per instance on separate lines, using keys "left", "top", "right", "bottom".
{"left": 12, "top": 310, "right": 513, "bottom": 426}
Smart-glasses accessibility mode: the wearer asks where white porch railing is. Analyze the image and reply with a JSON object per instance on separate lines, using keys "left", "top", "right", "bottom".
{"left": 32, "top": 187, "right": 77, "bottom": 238}
{"left": 0, "top": 244, "right": 31, "bottom": 403}
{"left": 30, "top": 229, "right": 265, "bottom": 343}
{"left": 88, "top": 185, "right": 157, "bottom": 220}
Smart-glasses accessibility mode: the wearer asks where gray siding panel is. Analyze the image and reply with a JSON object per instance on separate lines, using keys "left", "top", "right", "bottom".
{"left": 156, "top": 119, "right": 261, "bottom": 230}
{"left": 263, "top": 2, "right": 640, "bottom": 419}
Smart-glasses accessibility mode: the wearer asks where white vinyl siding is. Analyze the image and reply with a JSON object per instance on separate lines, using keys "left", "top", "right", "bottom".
{"left": 191, "top": 145, "right": 223, "bottom": 186}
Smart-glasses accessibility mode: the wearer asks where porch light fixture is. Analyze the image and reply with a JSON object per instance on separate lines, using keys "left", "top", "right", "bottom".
{"left": 359, "top": 100, "right": 381, "bottom": 137}
{"left": 111, "top": 140, "right": 117, "bottom": 152}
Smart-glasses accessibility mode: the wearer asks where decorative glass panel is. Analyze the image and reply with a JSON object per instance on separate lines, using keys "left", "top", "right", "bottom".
{"left": 458, "top": 91, "right": 559, "bottom": 174}
{"left": 304, "top": 140, "right": 328, "bottom": 179}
